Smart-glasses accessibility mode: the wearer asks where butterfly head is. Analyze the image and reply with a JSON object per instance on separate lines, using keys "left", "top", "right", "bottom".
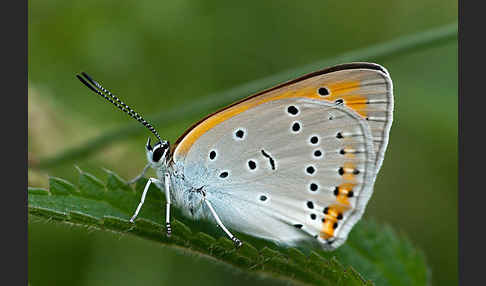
{"left": 145, "top": 137, "right": 170, "bottom": 167}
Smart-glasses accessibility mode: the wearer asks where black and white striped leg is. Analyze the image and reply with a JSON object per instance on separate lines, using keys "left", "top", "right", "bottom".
{"left": 130, "top": 178, "right": 162, "bottom": 222}
{"left": 204, "top": 198, "right": 242, "bottom": 248}
{"left": 164, "top": 173, "right": 172, "bottom": 237}
{"left": 128, "top": 163, "right": 151, "bottom": 184}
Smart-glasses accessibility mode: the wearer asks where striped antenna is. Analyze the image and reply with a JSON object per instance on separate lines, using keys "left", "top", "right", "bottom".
{"left": 76, "top": 72, "right": 164, "bottom": 143}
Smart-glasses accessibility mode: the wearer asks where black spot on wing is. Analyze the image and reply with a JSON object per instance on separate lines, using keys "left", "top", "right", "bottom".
{"left": 261, "top": 150, "right": 276, "bottom": 170}
{"left": 219, "top": 171, "right": 229, "bottom": 178}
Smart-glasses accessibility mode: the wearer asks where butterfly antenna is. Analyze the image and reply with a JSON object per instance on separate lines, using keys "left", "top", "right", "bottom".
{"left": 76, "top": 72, "right": 163, "bottom": 143}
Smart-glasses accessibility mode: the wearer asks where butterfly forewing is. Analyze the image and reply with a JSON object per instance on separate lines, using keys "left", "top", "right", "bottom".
{"left": 171, "top": 63, "right": 392, "bottom": 249}
{"left": 173, "top": 63, "right": 393, "bottom": 171}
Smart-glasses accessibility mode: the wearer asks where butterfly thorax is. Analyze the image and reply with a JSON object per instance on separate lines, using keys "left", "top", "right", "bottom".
{"left": 162, "top": 161, "right": 208, "bottom": 220}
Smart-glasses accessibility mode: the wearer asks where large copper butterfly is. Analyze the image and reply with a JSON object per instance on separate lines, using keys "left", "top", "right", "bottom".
{"left": 77, "top": 62, "right": 393, "bottom": 249}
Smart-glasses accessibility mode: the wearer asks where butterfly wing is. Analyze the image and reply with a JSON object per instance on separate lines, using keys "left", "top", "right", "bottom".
{"left": 303, "top": 63, "right": 393, "bottom": 171}
{"left": 171, "top": 63, "right": 392, "bottom": 249}
{"left": 174, "top": 62, "right": 393, "bottom": 171}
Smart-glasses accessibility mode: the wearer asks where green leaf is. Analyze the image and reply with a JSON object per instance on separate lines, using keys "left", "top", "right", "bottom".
{"left": 28, "top": 169, "right": 429, "bottom": 286}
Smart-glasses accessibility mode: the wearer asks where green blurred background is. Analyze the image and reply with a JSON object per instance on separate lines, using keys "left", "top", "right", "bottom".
{"left": 28, "top": 1, "right": 457, "bottom": 285}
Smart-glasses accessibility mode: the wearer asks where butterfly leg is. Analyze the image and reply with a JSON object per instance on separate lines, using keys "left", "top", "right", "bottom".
{"left": 164, "top": 173, "right": 172, "bottom": 237}
{"left": 128, "top": 163, "right": 151, "bottom": 184}
{"left": 203, "top": 198, "right": 242, "bottom": 248}
{"left": 130, "top": 177, "right": 162, "bottom": 222}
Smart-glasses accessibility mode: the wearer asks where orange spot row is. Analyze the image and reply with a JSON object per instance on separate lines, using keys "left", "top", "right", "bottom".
{"left": 326, "top": 207, "right": 342, "bottom": 219}
{"left": 336, "top": 193, "right": 350, "bottom": 205}
{"left": 344, "top": 146, "right": 356, "bottom": 159}
{"left": 320, "top": 219, "right": 336, "bottom": 239}
{"left": 320, "top": 204, "right": 351, "bottom": 240}
{"left": 335, "top": 183, "right": 355, "bottom": 206}
{"left": 342, "top": 162, "right": 357, "bottom": 182}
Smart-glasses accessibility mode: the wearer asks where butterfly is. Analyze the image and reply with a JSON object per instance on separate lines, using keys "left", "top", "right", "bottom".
{"left": 76, "top": 62, "right": 393, "bottom": 250}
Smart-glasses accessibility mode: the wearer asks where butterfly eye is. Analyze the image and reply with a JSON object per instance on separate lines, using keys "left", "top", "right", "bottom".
{"left": 151, "top": 141, "right": 170, "bottom": 163}
{"left": 152, "top": 143, "right": 169, "bottom": 162}
{"left": 152, "top": 147, "right": 164, "bottom": 162}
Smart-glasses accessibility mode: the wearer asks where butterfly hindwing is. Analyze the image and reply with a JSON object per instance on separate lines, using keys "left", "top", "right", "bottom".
{"left": 174, "top": 98, "right": 376, "bottom": 249}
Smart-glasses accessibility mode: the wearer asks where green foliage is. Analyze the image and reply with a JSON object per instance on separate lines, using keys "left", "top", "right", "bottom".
{"left": 28, "top": 1, "right": 457, "bottom": 284}
{"left": 28, "top": 169, "right": 429, "bottom": 286}
{"left": 34, "top": 23, "right": 456, "bottom": 170}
